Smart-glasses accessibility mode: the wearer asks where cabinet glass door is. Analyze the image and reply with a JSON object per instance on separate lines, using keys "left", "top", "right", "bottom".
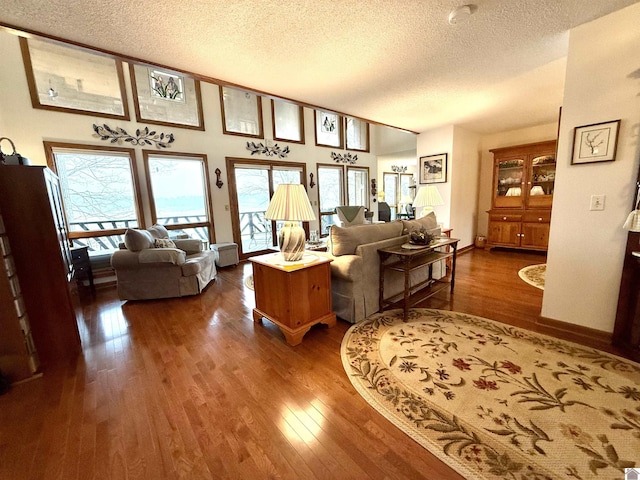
{"left": 495, "top": 158, "right": 524, "bottom": 208}
{"left": 528, "top": 155, "right": 556, "bottom": 208}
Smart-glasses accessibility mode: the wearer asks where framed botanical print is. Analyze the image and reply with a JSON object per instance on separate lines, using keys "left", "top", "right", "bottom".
{"left": 19, "top": 37, "right": 129, "bottom": 120}
{"left": 571, "top": 120, "right": 620, "bottom": 165}
{"left": 219, "top": 86, "right": 264, "bottom": 138}
{"left": 314, "top": 110, "right": 344, "bottom": 148}
{"left": 345, "top": 117, "right": 370, "bottom": 152}
{"left": 271, "top": 99, "right": 304, "bottom": 143}
{"left": 420, "top": 153, "right": 448, "bottom": 184}
{"left": 130, "top": 64, "right": 204, "bottom": 130}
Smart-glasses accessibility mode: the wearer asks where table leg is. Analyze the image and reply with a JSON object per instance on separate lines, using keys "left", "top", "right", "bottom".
{"left": 450, "top": 243, "right": 457, "bottom": 292}
{"left": 403, "top": 256, "right": 410, "bottom": 321}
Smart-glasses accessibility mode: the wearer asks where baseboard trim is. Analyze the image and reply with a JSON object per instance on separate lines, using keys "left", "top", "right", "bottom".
{"left": 536, "top": 316, "right": 612, "bottom": 350}
{"left": 458, "top": 244, "right": 474, "bottom": 255}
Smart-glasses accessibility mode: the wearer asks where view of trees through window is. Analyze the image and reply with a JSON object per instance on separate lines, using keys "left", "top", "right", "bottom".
{"left": 52, "top": 147, "right": 139, "bottom": 252}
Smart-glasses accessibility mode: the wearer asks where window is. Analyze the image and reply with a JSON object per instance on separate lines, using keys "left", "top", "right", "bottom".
{"left": 44, "top": 142, "right": 142, "bottom": 253}
{"left": 317, "top": 164, "right": 344, "bottom": 235}
{"left": 346, "top": 166, "right": 369, "bottom": 208}
{"left": 314, "top": 110, "right": 344, "bottom": 148}
{"left": 271, "top": 99, "right": 304, "bottom": 143}
{"left": 346, "top": 117, "right": 370, "bottom": 152}
{"left": 143, "top": 152, "right": 213, "bottom": 244}
{"left": 220, "top": 86, "right": 263, "bottom": 138}
{"left": 317, "top": 165, "right": 370, "bottom": 236}
{"left": 383, "top": 172, "right": 399, "bottom": 219}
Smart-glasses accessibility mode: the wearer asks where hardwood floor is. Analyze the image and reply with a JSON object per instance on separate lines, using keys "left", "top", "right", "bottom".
{"left": 0, "top": 247, "right": 602, "bottom": 479}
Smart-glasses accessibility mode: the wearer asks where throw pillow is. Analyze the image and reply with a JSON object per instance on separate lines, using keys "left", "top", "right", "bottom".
{"left": 153, "top": 238, "right": 176, "bottom": 248}
{"left": 124, "top": 228, "right": 154, "bottom": 252}
{"left": 401, "top": 211, "right": 438, "bottom": 235}
{"left": 148, "top": 224, "right": 170, "bottom": 239}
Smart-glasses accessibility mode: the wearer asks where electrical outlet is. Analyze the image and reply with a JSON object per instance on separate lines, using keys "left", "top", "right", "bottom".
{"left": 590, "top": 194, "right": 605, "bottom": 211}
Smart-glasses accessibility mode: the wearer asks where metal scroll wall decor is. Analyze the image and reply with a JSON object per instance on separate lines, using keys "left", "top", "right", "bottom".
{"left": 214, "top": 168, "right": 224, "bottom": 189}
{"left": 391, "top": 165, "right": 407, "bottom": 173}
{"left": 331, "top": 151, "right": 358, "bottom": 164}
{"left": 92, "top": 124, "right": 175, "bottom": 148}
{"left": 246, "top": 141, "right": 290, "bottom": 158}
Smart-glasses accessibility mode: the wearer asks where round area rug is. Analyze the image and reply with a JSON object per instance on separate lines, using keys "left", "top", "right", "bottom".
{"left": 244, "top": 274, "right": 254, "bottom": 290}
{"left": 341, "top": 309, "right": 640, "bottom": 480}
{"left": 518, "top": 263, "right": 546, "bottom": 290}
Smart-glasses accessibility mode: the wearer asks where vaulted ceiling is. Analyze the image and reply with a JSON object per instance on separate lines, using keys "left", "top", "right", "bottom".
{"left": 1, "top": 0, "right": 638, "bottom": 134}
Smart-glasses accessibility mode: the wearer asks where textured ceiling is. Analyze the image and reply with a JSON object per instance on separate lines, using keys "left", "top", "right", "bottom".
{"left": 1, "top": 0, "right": 638, "bottom": 134}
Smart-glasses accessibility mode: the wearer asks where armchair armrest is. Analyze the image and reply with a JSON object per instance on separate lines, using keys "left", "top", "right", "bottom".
{"left": 173, "top": 238, "right": 203, "bottom": 254}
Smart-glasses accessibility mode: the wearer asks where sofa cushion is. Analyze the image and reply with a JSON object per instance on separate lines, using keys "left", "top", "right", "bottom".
{"left": 401, "top": 211, "right": 439, "bottom": 235}
{"left": 330, "top": 221, "right": 403, "bottom": 256}
{"left": 138, "top": 248, "right": 185, "bottom": 265}
{"left": 124, "top": 228, "right": 154, "bottom": 252}
{"left": 148, "top": 224, "right": 170, "bottom": 239}
{"left": 181, "top": 252, "right": 213, "bottom": 276}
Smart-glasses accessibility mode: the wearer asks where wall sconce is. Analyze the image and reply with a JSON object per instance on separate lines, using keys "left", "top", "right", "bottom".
{"left": 214, "top": 168, "right": 224, "bottom": 189}
{"left": 370, "top": 179, "right": 377, "bottom": 202}
{"left": 309, "top": 172, "right": 315, "bottom": 188}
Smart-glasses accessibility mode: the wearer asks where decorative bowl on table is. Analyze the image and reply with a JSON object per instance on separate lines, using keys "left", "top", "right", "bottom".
{"left": 409, "top": 228, "right": 435, "bottom": 246}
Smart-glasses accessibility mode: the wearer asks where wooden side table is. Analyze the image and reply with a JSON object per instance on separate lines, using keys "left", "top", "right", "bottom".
{"left": 378, "top": 238, "right": 459, "bottom": 321}
{"left": 249, "top": 253, "right": 336, "bottom": 346}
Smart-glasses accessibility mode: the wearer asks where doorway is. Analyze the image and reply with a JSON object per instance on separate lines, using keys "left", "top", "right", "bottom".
{"left": 226, "top": 158, "right": 308, "bottom": 260}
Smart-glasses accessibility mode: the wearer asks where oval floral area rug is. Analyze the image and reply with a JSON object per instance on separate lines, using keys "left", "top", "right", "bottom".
{"left": 341, "top": 309, "right": 640, "bottom": 480}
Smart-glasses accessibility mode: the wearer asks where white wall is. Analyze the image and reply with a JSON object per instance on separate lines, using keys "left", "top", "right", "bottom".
{"left": 451, "top": 126, "right": 481, "bottom": 247}
{"left": 477, "top": 123, "right": 559, "bottom": 236}
{"left": 416, "top": 125, "right": 454, "bottom": 228}
{"left": 542, "top": 3, "right": 640, "bottom": 332}
{"left": 0, "top": 31, "right": 379, "bottom": 243}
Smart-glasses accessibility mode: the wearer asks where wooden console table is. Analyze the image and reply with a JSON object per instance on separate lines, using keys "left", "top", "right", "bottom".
{"left": 249, "top": 253, "right": 336, "bottom": 346}
{"left": 378, "top": 238, "right": 459, "bottom": 321}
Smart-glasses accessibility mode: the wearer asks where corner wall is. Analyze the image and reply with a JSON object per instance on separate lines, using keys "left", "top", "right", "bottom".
{"left": 541, "top": 3, "right": 640, "bottom": 332}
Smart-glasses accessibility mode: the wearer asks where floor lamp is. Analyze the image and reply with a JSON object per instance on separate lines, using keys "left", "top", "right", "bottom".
{"left": 264, "top": 184, "right": 316, "bottom": 261}
{"left": 413, "top": 185, "right": 444, "bottom": 218}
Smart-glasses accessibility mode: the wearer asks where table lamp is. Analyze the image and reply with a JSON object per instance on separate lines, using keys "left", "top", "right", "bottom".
{"left": 265, "top": 184, "right": 316, "bottom": 261}
{"left": 413, "top": 185, "right": 444, "bottom": 218}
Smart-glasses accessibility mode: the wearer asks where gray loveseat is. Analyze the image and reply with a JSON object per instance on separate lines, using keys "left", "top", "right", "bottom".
{"left": 111, "top": 225, "right": 216, "bottom": 300}
{"left": 319, "top": 212, "right": 443, "bottom": 323}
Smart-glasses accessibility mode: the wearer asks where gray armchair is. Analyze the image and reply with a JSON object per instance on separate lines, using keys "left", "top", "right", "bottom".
{"left": 111, "top": 225, "right": 216, "bottom": 300}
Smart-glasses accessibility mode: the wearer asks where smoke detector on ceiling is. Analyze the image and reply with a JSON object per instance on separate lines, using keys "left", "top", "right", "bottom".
{"left": 448, "top": 5, "right": 473, "bottom": 25}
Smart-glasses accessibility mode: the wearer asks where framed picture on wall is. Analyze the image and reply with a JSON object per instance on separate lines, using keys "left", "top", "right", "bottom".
{"left": 19, "top": 37, "right": 129, "bottom": 120}
{"left": 420, "top": 153, "right": 448, "bottom": 184}
{"left": 571, "top": 119, "right": 620, "bottom": 165}
{"left": 271, "top": 99, "right": 304, "bottom": 143}
{"left": 130, "top": 64, "right": 204, "bottom": 130}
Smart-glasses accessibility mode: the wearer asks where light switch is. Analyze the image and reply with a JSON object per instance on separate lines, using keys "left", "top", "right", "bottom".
{"left": 590, "top": 194, "right": 605, "bottom": 211}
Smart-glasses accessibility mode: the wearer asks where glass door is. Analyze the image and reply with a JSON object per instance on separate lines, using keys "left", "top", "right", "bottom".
{"left": 494, "top": 157, "right": 524, "bottom": 208}
{"left": 228, "top": 159, "right": 306, "bottom": 259}
{"left": 527, "top": 154, "right": 556, "bottom": 208}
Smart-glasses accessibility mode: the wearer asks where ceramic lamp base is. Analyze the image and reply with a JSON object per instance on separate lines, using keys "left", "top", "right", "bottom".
{"left": 279, "top": 221, "right": 306, "bottom": 261}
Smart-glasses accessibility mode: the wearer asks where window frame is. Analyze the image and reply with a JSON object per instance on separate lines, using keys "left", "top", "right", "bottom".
{"left": 345, "top": 117, "right": 370, "bottom": 153}
{"left": 142, "top": 150, "right": 214, "bottom": 244}
{"left": 346, "top": 165, "right": 370, "bottom": 210}
{"left": 316, "top": 163, "right": 345, "bottom": 236}
{"left": 271, "top": 99, "right": 305, "bottom": 144}
{"left": 44, "top": 141, "right": 144, "bottom": 247}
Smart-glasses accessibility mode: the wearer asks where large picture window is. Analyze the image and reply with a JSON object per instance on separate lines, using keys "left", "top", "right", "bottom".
{"left": 44, "top": 142, "right": 142, "bottom": 253}
{"left": 143, "top": 152, "right": 213, "bottom": 245}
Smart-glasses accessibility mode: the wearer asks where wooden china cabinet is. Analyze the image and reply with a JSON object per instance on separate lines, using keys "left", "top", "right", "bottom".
{"left": 0, "top": 165, "right": 81, "bottom": 378}
{"left": 486, "top": 140, "right": 557, "bottom": 251}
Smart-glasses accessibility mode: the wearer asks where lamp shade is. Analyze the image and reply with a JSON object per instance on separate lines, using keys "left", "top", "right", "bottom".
{"left": 413, "top": 185, "right": 444, "bottom": 218}
{"left": 265, "top": 184, "right": 316, "bottom": 221}
{"left": 413, "top": 185, "right": 444, "bottom": 209}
